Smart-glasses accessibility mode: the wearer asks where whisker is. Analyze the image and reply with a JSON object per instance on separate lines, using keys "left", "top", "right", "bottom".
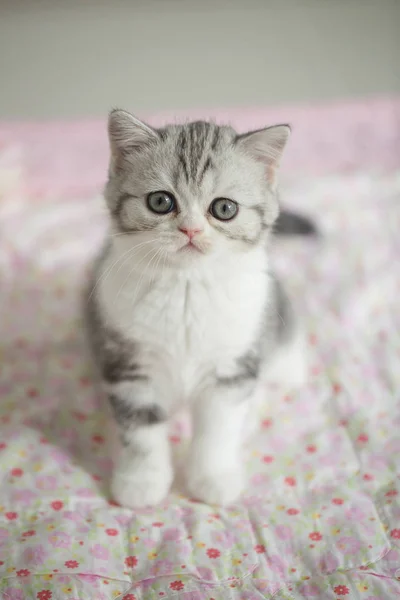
{"left": 115, "top": 245, "right": 160, "bottom": 301}
{"left": 87, "top": 239, "right": 155, "bottom": 302}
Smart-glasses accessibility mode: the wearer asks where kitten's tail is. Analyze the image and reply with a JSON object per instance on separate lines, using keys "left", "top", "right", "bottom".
{"left": 274, "top": 209, "right": 317, "bottom": 237}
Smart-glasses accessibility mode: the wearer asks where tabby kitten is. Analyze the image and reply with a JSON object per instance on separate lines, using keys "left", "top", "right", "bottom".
{"left": 87, "top": 109, "right": 310, "bottom": 508}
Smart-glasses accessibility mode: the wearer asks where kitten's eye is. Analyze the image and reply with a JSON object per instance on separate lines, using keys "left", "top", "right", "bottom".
{"left": 210, "top": 198, "right": 238, "bottom": 221}
{"left": 147, "top": 191, "right": 176, "bottom": 215}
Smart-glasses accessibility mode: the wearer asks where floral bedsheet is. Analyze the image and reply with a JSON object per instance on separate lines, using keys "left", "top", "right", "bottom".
{"left": 0, "top": 99, "right": 400, "bottom": 599}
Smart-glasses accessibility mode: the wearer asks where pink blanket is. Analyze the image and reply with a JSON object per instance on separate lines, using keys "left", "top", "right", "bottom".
{"left": 1, "top": 97, "right": 400, "bottom": 599}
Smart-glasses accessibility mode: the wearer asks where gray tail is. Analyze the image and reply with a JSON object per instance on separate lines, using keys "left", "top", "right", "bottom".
{"left": 274, "top": 209, "right": 317, "bottom": 237}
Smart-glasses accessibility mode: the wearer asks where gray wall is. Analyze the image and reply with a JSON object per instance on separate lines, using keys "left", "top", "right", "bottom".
{"left": 0, "top": 0, "right": 399, "bottom": 119}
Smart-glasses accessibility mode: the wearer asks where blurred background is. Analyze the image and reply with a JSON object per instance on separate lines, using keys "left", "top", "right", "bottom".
{"left": 0, "top": 0, "right": 399, "bottom": 119}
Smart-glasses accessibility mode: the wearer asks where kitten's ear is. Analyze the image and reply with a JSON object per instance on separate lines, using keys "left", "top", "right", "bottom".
{"left": 236, "top": 124, "right": 290, "bottom": 187}
{"left": 108, "top": 109, "right": 158, "bottom": 158}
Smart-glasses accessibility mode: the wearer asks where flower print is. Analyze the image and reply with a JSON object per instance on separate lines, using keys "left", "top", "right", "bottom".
{"left": 163, "top": 527, "right": 181, "bottom": 541}
{"left": 332, "top": 498, "right": 344, "bottom": 505}
{"left": 299, "top": 583, "right": 320, "bottom": 596}
{"left": 123, "top": 595, "right": 136, "bottom": 600}
{"left": 284, "top": 476, "right": 296, "bottom": 486}
{"left": 206, "top": 548, "right": 220, "bottom": 559}
{"left": 152, "top": 521, "right": 164, "bottom": 527}
{"left": 150, "top": 559, "right": 174, "bottom": 576}
{"left": 385, "top": 489, "right": 398, "bottom": 497}
{"left": 390, "top": 528, "right": 400, "bottom": 539}
{"left": 262, "top": 455, "right": 274, "bottom": 463}
{"left": 309, "top": 531, "right": 322, "bottom": 542}
{"left": 36, "top": 476, "right": 57, "bottom": 491}
{"left": 22, "top": 530, "right": 36, "bottom": 537}
{"left": 319, "top": 552, "right": 339, "bottom": 573}
{"left": 105, "top": 528, "right": 119, "bottom": 536}
{"left": 22, "top": 544, "right": 47, "bottom": 565}
{"left": 357, "top": 433, "right": 369, "bottom": 443}
{"left": 0, "top": 527, "right": 9, "bottom": 541}
{"left": 11, "top": 468, "right": 23, "bottom": 477}
{"left": 16, "top": 569, "right": 31, "bottom": 577}
{"left": 124, "top": 556, "right": 138, "bottom": 568}
{"left": 90, "top": 544, "right": 109, "bottom": 560}
{"left": 334, "top": 584, "right": 349, "bottom": 595}
{"left": 255, "top": 544, "right": 266, "bottom": 553}
{"left": 275, "top": 525, "right": 292, "bottom": 540}
{"left": 287, "top": 508, "right": 299, "bottom": 515}
{"left": 3, "top": 590, "right": 24, "bottom": 600}
{"left": 50, "top": 500, "right": 63, "bottom": 511}
{"left": 48, "top": 531, "right": 71, "bottom": 548}
{"left": 197, "top": 566, "right": 214, "bottom": 580}
{"left": 211, "top": 530, "right": 234, "bottom": 549}
{"left": 65, "top": 560, "right": 79, "bottom": 568}
{"left": 344, "top": 506, "right": 365, "bottom": 521}
{"left": 267, "top": 554, "right": 285, "bottom": 575}
{"left": 5, "top": 512, "right": 18, "bottom": 520}
{"left": 14, "top": 489, "right": 37, "bottom": 505}
{"left": 37, "top": 592, "right": 52, "bottom": 600}
{"left": 336, "top": 536, "right": 361, "bottom": 553}
{"left": 170, "top": 581, "right": 184, "bottom": 591}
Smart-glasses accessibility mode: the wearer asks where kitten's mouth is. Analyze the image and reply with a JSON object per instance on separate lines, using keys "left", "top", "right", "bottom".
{"left": 179, "top": 241, "right": 202, "bottom": 254}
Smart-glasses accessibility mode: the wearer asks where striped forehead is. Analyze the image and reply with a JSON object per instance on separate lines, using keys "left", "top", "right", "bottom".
{"left": 171, "top": 121, "right": 223, "bottom": 188}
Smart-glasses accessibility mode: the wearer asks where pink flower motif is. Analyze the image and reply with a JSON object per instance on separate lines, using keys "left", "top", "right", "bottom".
{"left": 150, "top": 558, "right": 174, "bottom": 576}
{"left": 336, "top": 536, "right": 361, "bottom": 554}
{"left": 49, "top": 531, "right": 72, "bottom": 549}
{"left": 80, "top": 574, "right": 100, "bottom": 587}
{"left": 36, "top": 476, "right": 57, "bottom": 491}
{"left": 90, "top": 544, "right": 109, "bottom": 560}
{"left": 319, "top": 551, "right": 339, "bottom": 573}
{"left": 65, "top": 560, "right": 79, "bottom": 569}
{"left": 22, "top": 544, "right": 47, "bottom": 566}
{"left": 12, "top": 490, "right": 37, "bottom": 505}
{"left": 299, "top": 583, "right": 321, "bottom": 596}
{"left": 196, "top": 566, "right": 214, "bottom": 581}
{"left": 211, "top": 530, "right": 235, "bottom": 549}
{"left": 124, "top": 556, "right": 138, "bottom": 568}
{"left": 170, "top": 580, "right": 184, "bottom": 591}
{"left": 267, "top": 554, "right": 285, "bottom": 576}
{"left": 63, "top": 511, "right": 81, "bottom": 522}
{"left": 345, "top": 506, "right": 365, "bottom": 521}
{"left": 76, "top": 488, "right": 95, "bottom": 498}
{"left": 275, "top": 525, "right": 293, "bottom": 540}
{"left": 3, "top": 589, "right": 24, "bottom": 600}
{"left": 206, "top": 548, "right": 220, "bottom": 559}
{"left": 390, "top": 528, "right": 400, "bottom": 539}
{"left": 334, "top": 584, "right": 349, "bottom": 595}
{"left": 0, "top": 527, "right": 9, "bottom": 542}
{"left": 162, "top": 527, "right": 181, "bottom": 542}
{"left": 287, "top": 508, "right": 299, "bottom": 516}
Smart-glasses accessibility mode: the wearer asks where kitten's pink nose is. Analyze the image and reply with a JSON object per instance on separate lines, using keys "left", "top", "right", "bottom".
{"left": 179, "top": 227, "right": 203, "bottom": 240}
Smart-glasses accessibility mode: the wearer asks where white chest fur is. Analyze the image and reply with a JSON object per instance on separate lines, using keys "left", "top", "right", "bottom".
{"left": 97, "top": 243, "right": 269, "bottom": 404}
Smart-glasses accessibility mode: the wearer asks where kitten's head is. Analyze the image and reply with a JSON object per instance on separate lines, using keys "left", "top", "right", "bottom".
{"left": 105, "top": 109, "right": 290, "bottom": 267}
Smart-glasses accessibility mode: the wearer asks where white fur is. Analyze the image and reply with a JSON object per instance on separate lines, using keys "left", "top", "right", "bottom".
{"left": 98, "top": 239, "right": 269, "bottom": 506}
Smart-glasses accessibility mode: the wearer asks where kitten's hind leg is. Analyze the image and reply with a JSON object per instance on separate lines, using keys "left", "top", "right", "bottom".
{"left": 264, "top": 329, "right": 308, "bottom": 389}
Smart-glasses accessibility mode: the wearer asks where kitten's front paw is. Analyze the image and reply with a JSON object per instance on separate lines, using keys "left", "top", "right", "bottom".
{"left": 187, "top": 467, "right": 244, "bottom": 506}
{"left": 111, "top": 458, "right": 173, "bottom": 509}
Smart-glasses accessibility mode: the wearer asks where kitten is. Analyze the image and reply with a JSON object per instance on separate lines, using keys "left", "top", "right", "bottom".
{"left": 87, "top": 109, "right": 312, "bottom": 508}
